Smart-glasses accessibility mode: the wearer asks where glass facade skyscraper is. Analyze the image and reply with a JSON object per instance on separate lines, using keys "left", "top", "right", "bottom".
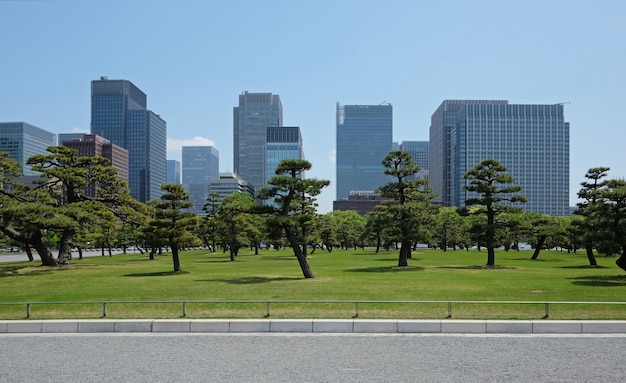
{"left": 182, "top": 146, "right": 219, "bottom": 215}
{"left": 233, "top": 91, "right": 283, "bottom": 190}
{"left": 91, "top": 78, "right": 166, "bottom": 202}
{"left": 265, "top": 126, "right": 304, "bottom": 184}
{"left": 166, "top": 160, "right": 181, "bottom": 184}
{"left": 399, "top": 140, "right": 429, "bottom": 180}
{"left": 59, "top": 133, "right": 129, "bottom": 185}
{"left": 336, "top": 103, "right": 393, "bottom": 200}
{"left": 429, "top": 100, "right": 570, "bottom": 216}
{"left": 208, "top": 172, "right": 255, "bottom": 201}
{"left": 0, "top": 122, "right": 56, "bottom": 175}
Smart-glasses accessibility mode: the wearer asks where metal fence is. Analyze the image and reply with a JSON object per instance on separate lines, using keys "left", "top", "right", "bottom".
{"left": 1, "top": 300, "right": 625, "bottom": 319}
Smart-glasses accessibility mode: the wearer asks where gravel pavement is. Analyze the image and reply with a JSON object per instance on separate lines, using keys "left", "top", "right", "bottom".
{"left": 1, "top": 333, "right": 625, "bottom": 382}
{"left": 0, "top": 249, "right": 125, "bottom": 263}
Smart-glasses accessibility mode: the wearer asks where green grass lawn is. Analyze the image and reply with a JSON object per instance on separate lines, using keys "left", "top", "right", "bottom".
{"left": 1, "top": 247, "right": 625, "bottom": 320}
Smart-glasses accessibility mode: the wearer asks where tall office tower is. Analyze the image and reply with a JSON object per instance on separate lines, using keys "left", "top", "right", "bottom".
{"left": 166, "top": 160, "right": 181, "bottom": 184}
{"left": 60, "top": 133, "right": 129, "bottom": 196}
{"left": 233, "top": 91, "right": 283, "bottom": 190}
{"left": 208, "top": 172, "right": 255, "bottom": 200}
{"left": 182, "top": 146, "right": 219, "bottom": 215}
{"left": 90, "top": 77, "right": 166, "bottom": 202}
{"left": 399, "top": 141, "right": 429, "bottom": 180}
{"left": 265, "top": 126, "right": 304, "bottom": 184}
{"left": 429, "top": 100, "right": 570, "bottom": 216}
{"left": 335, "top": 103, "right": 393, "bottom": 200}
{"left": 0, "top": 122, "right": 56, "bottom": 175}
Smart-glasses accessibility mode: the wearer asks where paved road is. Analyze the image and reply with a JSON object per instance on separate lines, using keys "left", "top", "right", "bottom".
{"left": 1, "top": 333, "right": 624, "bottom": 382}
{"left": 0, "top": 250, "right": 126, "bottom": 263}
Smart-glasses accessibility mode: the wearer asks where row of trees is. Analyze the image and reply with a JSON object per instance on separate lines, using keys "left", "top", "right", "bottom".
{"left": 2, "top": 147, "right": 626, "bottom": 278}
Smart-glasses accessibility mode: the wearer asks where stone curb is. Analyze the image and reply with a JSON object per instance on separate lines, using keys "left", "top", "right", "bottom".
{"left": 1, "top": 319, "right": 625, "bottom": 334}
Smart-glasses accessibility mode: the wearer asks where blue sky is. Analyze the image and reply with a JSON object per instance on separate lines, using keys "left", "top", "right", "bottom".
{"left": 1, "top": 0, "right": 624, "bottom": 213}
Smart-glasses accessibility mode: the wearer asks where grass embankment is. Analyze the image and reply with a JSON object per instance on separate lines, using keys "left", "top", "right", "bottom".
{"left": 1, "top": 248, "right": 625, "bottom": 320}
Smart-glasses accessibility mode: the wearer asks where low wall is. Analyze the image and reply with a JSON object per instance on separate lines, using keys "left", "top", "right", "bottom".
{"left": 1, "top": 319, "right": 625, "bottom": 334}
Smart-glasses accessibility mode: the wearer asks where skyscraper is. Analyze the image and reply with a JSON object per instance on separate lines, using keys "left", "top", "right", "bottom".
{"left": 90, "top": 77, "right": 166, "bottom": 202}
{"left": 0, "top": 122, "right": 56, "bottom": 175}
{"left": 166, "top": 160, "right": 181, "bottom": 184}
{"left": 265, "top": 126, "right": 304, "bottom": 184}
{"left": 182, "top": 146, "right": 219, "bottom": 215}
{"left": 429, "top": 100, "right": 570, "bottom": 216}
{"left": 59, "top": 133, "right": 129, "bottom": 185}
{"left": 233, "top": 91, "right": 283, "bottom": 190}
{"left": 399, "top": 140, "right": 429, "bottom": 180}
{"left": 208, "top": 172, "right": 255, "bottom": 200}
{"left": 335, "top": 103, "right": 393, "bottom": 200}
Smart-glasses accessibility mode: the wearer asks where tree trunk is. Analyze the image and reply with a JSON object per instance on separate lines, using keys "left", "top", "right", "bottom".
{"left": 616, "top": 252, "right": 626, "bottom": 272}
{"left": 398, "top": 239, "right": 411, "bottom": 267}
{"left": 585, "top": 243, "right": 598, "bottom": 267}
{"left": 285, "top": 226, "right": 314, "bottom": 278}
{"left": 77, "top": 247, "right": 83, "bottom": 260}
{"left": 57, "top": 229, "right": 74, "bottom": 265}
{"left": 486, "top": 247, "right": 495, "bottom": 266}
{"left": 486, "top": 205, "right": 496, "bottom": 266}
{"left": 1, "top": 226, "right": 56, "bottom": 266}
{"left": 531, "top": 236, "right": 545, "bottom": 260}
{"left": 25, "top": 247, "right": 34, "bottom": 262}
{"left": 171, "top": 243, "right": 181, "bottom": 272}
{"left": 28, "top": 239, "right": 56, "bottom": 266}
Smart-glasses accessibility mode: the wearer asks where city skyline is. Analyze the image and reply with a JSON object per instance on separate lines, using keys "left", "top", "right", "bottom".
{"left": 182, "top": 145, "right": 219, "bottom": 215}
{"left": 429, "top": 100, "right": 570, "bottom": 216}
{"left": 2, "top": 1, "right": 624, "bottom": 213}
{"left": 233, "top": 92, "right": 283, "bottom": 191}
{"left": 91, "top": 78, "right": 167, "bottom": 202}
{"left": 336, "top": 103, "right": 393, "bottom": 200}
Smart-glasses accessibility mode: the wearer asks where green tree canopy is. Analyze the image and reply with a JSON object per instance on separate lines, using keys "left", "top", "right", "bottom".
{"left": 257, "top": 159, "right": 329, "bottom": 278}
{"left": 149, "top": 184, "right": 198, "bottom": 272}
{"left": 217, "top": 192, "right": 256, "bottom": 261}
{"left": 463, "top": 159, "right": 526, "bottom": 266}
{"left": 379, "top": 150, "right": 437, "bottom": 267}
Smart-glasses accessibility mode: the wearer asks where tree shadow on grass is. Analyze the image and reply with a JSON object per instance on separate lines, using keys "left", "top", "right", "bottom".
{"left": 124, "top": 271, "right": 190, "bottom": 277}
{"left": 0, "top": 265, "right": 74, "bottom": 277}
{"left": 367, "top": 257, "right": 422, "bottom": 262}
{"left": 0, "top": 266, "right": 29, "bottom": 277}
{"left": 569, "top": 275, "right": 626, "bottom": 287}
{"left": 258, "top": 255, "right": 298, "bottom": 261}
{"left": 191, "top": 258, "right": 243, "bottom": 264}
{"left": 559, "top": 265, "right": 609, "bottom": 269}
{"left": 217, "top": 276, "right": 302, "bottom": 284}
{"left": 437, "top": 265, "right": 516, "bottom": 270}
{"left": 512, "top": 258, "right": 570, "bottom": 262}
{"left": 344, "top": 266, "right": 424, "bottom": 273}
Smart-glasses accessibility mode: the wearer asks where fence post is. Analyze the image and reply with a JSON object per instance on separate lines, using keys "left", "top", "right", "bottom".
{"left": 26, "top": 303, "right": 31, "bottom": 319}
{"left": 354, "top": 302, "right": 359, "bottom": 318}
{"left": 182, "top": 302, "right": 187, "bottom": 317}
{"left": 102, "top": 302, "right": 107, "bottom": 318}
{"left": 447, "top": 302, "right": 452, "bottom": 318}
{"left": 266, "top": 301, "right": 271, "bottom": 317}
{"left": 544, "top": 302, "right": 549, "bottom": 318}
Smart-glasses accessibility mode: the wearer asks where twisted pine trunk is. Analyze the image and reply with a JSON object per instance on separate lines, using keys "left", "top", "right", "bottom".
{"left": 616, "top": 253, "right": 626, "bottom": 273}
{"left": 285, "top": 226, "right": 314, "bottom": 278}
{"left": 585, "top": 243, "right": 598, "bottom": 267}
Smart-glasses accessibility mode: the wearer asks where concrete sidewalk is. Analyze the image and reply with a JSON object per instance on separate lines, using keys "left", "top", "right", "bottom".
{"left": 1, "top": 319, "right": 625, "bottom": 334}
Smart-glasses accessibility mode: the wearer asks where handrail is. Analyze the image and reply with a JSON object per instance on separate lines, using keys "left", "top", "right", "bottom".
{"left": 0, "top": 300, "right": 624, "bottom": 319}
